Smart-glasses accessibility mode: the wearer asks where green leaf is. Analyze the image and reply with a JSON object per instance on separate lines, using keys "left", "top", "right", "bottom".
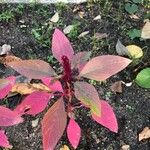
{"left": 125, "top": 3, "right": 138, "bottom": 14}
{"left": 128, "top": 29, "right": 141, "bottom": 40}
{"left": 132, "top": 0, "right": 142, "bottom": 3}
{"left": 135, "top": 68, "right": 150, "bottom": 88}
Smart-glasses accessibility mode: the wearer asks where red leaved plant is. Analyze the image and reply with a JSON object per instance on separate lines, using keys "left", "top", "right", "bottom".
{"left": 1, "top": 28, "right": 131, "bottom": 149}
{"left": 0, "top": 76, "right": 23, "bottom": 148}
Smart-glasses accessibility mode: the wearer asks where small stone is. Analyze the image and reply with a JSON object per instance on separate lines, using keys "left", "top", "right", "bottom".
{"left": 63, "top": 25, "right": 74, "bottom": 34}
{"left": 20, "top": 25, "right": 26, "bottom": 28}
{"left": 32, "top": 118, "right": 39, "bottom": 128}
{"left": 19, "top": 19, "right": 25, "bottom": 24}
{"left": 121, "top": 145, "right": 130, "bottom": 150}
{"left": 93, "top": 15, "right": 101, "bottom": 20}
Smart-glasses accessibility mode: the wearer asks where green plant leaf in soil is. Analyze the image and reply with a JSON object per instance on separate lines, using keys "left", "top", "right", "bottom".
{"left": 135, "top": 68, "right": 150, "bottom": 88}
{"left": 125, "top": 3, "right": 138, "bottom": 14}
{"left": 128, "top": 29, "right": 141, "bottom": 40}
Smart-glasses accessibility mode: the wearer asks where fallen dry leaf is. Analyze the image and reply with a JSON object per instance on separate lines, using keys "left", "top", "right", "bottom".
{"left": 50, "top": 12, "right": 59, "bottom": 23}
{"left": 110, "top": 81, "right": 122, "bottom": 93}
{"left": 126, "top": 45, "right": 143, "bottom": 59}
{"left": 78, "top": 31, "right": 89, "bottom": 38}
{"left": 73, "top": 6, "right": 80, "bottom": 13}
{"left": 129, "top": 14, "right": 139, "bottom": 20}
{"left": 78, "top": 11, "right": 85, "bottom": 18}
{"left": 11, "top": 83, "right": 51, "bottom": 95}
{"left": 0, "top": 55, "right": 21, "bottom": 65}
{"left": 141, "top": 21, "right": 150, "bottom": 39}
{"left": 63, "top": 25, "right": 74, "bottom": 34}
{"left": 94, "top": 32, "right": 108, "bottom": 40}
{"left": 60, "top": 145, "right": 70, "bottom": 150}
{"left": 93, "top": 15, "right": 101, "bottom": 20}
{"left": 116, "top": 39, "right": 129, "bottom": 56}
{"left": 0, "top": 44, "right": 11, "bottom": 55}
{"left": 139, "top": 127, "right": 150, "bottom": 141}
{"left": 121, "top": 144, "right": 130, "bottom": 150}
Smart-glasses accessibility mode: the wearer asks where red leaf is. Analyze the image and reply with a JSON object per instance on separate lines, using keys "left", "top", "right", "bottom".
{"left": 80, "top": 55, "right": 131, "bottom": 81}
{"left": 41, "top": 77, "right": 63, "bottom": 92}
{"left": 74, "top": 81, "right": 101, "bottom": 116}
{"left": 52, "top": 28, "right": 74, "bottom": 62}
{"left": 92, "top": 100, "right": 118, "bottom": 133}
{"left": 0, "top": 76, "right": 16, "bottom": 100}
{"left": 42, "top": 97, "right": 67, "bottom": 150}
{"left": 7, "top": 59, "right": 56, "bottom": 79}
{"left": 71, "top": 51, "right": 91, "bottom": 72}
{"left": 0, "top": 106, "right": 23, "bottom": 127}
{"left": 14, "top": 91, "right": 51, "bottom": 116}
{"left": 67, "top": 119, "right": 81, "bottom": 149}
{"left": 0, "top": 130, "right": 12, "bottom": 148}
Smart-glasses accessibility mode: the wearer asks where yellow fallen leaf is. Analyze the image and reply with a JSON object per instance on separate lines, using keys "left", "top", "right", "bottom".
{"left": 139, "top": 127, "right": 150, "bottom": 141}
{"left": 126, "top": 45, "right": 143, "bottom": 59}
{"left": 60, "top": 145, "right": 70, "bottom": 150}
{"left": 141, "top": 21, "right": 150, "bottom": 39}
{"left": 11, "top": 83, "right": 51, "bottom": 95}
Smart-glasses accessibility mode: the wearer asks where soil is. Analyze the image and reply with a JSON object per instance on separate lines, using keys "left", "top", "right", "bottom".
{"left": 0, "top": 1, "right": 150, "bottom": 150}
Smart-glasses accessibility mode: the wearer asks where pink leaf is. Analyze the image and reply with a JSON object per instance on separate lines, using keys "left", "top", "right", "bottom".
{"left": 67, "top": 119, "right": 81, "bottom": 149}
{"left": 52, "top": 28, "right": 74, "bottom": 63}
{"left": 42, "top": 97, "right": 67, "bottom": 150}
{"left": 80, "top": 55, "right": 132, "bottom": 81}
{"left": 71, "top": 51, "right": 91, "bottom": 72}
{"left": 41, "top": 77, "right": 63, "bottom": 92}
{"left": 0, "top": 76, "right": 16, "bottom": 100}
{"left": 0, "top": 106, "right": 23, "bottom": 127}
{"left": 7, "top": 59, "right": 56, "bottom": 79}
{"left": 0, "top": 130, "right": 12, "bottom": 148}
{"left": 92, "top": 100, "right": 118, "bottom": 133}
{"left": 14, "top": 91, "right": 51, "bottom": 116}
{"left": 74, "top": 81, "right": 101, "bottom": 116}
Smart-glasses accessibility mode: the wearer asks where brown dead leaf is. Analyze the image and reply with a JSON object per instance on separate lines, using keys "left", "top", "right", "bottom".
{"left": 94, "top": 33, "right": 108, "bottom": 40}
{"left": 0, "top": 55, "right": 21, "bottom": 65}
{"left": 139, "top": 127, "right": 150, "bottom": 141}
{"left": 129, "top": 14, "right": 139, "bottom": 20}
{"left": 11, "top": 83, "right": 51, "bottom": 95}
{"left": 110, "top": 81, "right": 122, "bottom": 93}
{"left": 121, "top": 145, "right": 130, "bottom": 150}
{"left": 60, "top": 145, "right": 70, "bottom": 150}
